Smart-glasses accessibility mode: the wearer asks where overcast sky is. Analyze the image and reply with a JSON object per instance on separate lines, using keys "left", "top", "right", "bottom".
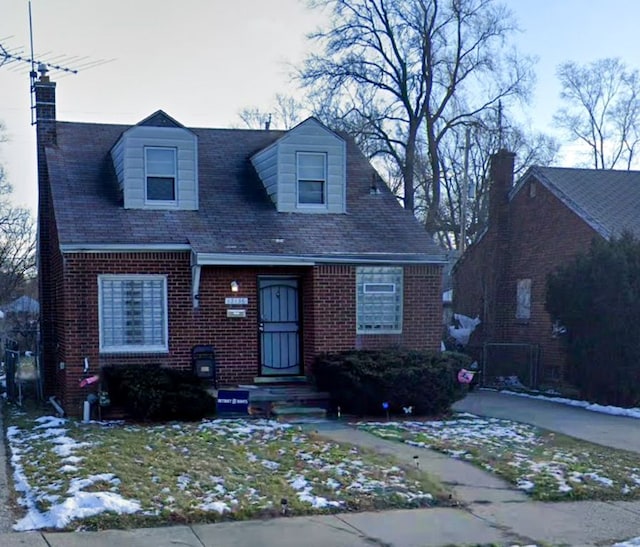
{"left": 2, "top": 0, "right": 640, "bottom": 214}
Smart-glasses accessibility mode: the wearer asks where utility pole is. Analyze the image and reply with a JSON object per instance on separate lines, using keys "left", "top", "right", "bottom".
{"left": 459, "top": 126, "right": 471, "bottom": 252}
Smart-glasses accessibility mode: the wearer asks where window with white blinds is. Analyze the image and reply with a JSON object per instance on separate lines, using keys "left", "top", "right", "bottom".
{"left": 356, "top": 267, "right": 403, "bottom": 334}
{"left": 99, "top": 275, "right": 168, "bottom": 352}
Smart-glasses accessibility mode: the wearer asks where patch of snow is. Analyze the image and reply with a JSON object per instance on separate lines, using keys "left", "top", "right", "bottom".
{"left": 495, "top": 389, "right": 640, "bottom": 419}
{"left": 613, "top": 538, "right": 640, "bottom": 547}
{"left": 199, "top": 500, "right": 230, "bottom": 513}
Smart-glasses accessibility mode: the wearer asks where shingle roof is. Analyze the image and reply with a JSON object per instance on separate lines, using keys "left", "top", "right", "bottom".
{"left": 47, "top": 121, "right": 445, "bottom": 263}
{"left": 513, "top": 166, "right": 640, "bottom": 239}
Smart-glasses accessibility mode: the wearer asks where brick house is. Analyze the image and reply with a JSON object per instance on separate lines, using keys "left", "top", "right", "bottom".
{"left": 34, "top": 72, "right": 446, "bottom": 416}
{"left": 453, "top": 150, "right": 640, "bottom": 384}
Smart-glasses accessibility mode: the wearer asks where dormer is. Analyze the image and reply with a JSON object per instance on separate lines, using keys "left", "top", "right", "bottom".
{"left": 110, "top": 111, "right": 198, "bottom": 210}
{"left": 251, "top": 118, "right": 346, "bottom": 213}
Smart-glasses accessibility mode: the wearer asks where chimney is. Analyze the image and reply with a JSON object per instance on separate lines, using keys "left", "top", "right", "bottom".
{"left": 488, "top": 149, "right": 515, "bottom": 233}
{"left": 34, "top": 63, "right": 57, "bottom": 145}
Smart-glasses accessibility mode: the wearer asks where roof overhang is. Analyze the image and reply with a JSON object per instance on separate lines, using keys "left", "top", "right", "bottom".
{"left": 192, "top": 252, "right": 447, "bottom": 266}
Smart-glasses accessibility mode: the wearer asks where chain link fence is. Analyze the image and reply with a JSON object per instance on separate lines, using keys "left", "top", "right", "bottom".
{"left": 481, "top": 342, "right": 540, "bottom": 390}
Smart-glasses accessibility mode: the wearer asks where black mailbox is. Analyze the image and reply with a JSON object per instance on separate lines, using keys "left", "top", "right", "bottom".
{"left": 192, "top": 345, "right": 217, "bottom": 387}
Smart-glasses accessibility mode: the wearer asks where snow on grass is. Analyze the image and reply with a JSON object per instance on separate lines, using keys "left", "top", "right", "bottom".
{"left": 494, "top": 389, "right": 640, "bottom": 419}
{"left": 358, "top": 415, "right": 640, "bottom": 501}
{"left": 7, "top": 418, "right": 140, "bottom": 531}
{"left": 6, "top": 412, "right": 438, "bottom": 531}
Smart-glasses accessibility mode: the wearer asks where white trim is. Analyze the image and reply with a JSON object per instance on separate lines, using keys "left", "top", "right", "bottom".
{"left": 60, "top": 244, "right": 191, "bottom": 253}
{"left": 59, "top": 245, "right": 445, "bottom": 264}
{"left": 192, "top": 264, "right": 201, "bottom": 309}
{"left": 195, "top": 253, "right": 445, "bottom": 266}
{"left": 98, "top": 274, "right": 169, "bottom": 354}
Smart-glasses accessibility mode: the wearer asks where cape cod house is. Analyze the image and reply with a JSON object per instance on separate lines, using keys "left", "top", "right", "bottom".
{"left": 34, "top": 71, "right": 446, "bottom": 416}
{"left": 453, "top": 150, "right": 640, "bottom": 385}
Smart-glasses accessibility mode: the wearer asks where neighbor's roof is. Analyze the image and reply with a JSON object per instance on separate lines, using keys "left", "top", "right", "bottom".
{"left": 45, "top": 120, "right": 445, "bottom": 263}
{"left": 513, "top": 166, "right": 640, "bottom": 240}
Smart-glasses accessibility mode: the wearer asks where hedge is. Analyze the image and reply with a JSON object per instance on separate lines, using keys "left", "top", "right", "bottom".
{"left": 313, "top": 349, "right": 470, "bottom": 417}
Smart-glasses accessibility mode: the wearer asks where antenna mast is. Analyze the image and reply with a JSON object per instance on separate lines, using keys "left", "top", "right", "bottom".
{"left": 0, "top": 1, "right": 113, "bottom": 124}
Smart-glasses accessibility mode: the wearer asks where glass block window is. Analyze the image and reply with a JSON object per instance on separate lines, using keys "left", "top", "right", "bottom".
{"left": 145, "top": 147, "right": 177, "bottom": 202}
{"left": 99, "top": 275, "right": 168, "bottom": 352}
{"left": 297, "top": 152, "right": 326, "bottom": 205}
{"left": 356, "top": 267, "right": 403, "bottom": 333}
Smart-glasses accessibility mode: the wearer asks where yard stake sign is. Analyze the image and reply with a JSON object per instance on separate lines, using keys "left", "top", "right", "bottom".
{"left": 216, "top": 390, "right": 250, "bottom": 416}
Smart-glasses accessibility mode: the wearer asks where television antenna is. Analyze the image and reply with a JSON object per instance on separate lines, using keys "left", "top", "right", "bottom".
{"left": 0, "top": 1, "right": 114, "bottom": 124}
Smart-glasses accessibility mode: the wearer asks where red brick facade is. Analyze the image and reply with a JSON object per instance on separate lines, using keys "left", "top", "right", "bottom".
{"left": 44, "top": 252, "right": 442, "bottom": 416}
{"left": 453, "top": 151, "right": 601, "bottom": 382}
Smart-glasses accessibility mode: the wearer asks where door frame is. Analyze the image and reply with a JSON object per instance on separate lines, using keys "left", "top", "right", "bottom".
{"left": 257, "top": 276, "right": 303, "bottom": 377}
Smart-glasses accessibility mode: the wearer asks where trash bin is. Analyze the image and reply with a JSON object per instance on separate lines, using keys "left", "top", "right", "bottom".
{"left": 191, "top": 345, "right": 217, "bottom": 387}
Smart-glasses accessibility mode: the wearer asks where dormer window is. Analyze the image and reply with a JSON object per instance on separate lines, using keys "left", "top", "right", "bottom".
{"left": 145, "top": 147, "right": 177, "bottom": 202}
{"left": 297, "top": 152, "right": 326, "bottom": 206}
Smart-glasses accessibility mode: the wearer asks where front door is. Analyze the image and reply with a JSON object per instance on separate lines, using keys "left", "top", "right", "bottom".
{"left": 259, "top": 278, "right": 301, "bottom": 376}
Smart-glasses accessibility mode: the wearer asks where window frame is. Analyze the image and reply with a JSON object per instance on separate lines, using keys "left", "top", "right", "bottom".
{"left": 98, "top": 274, "right": 169, "bottom": 354}
{"left": 356, "top": 267, "right": 403, "bottom": 334}
{"left": 296, "top": 151, "right": 327, "bottom": 207}
{"left": 516, "top": 278, "right": 532, "bottom": 320}
{"left": 144, "top": 146, "right": 177, "bottom": 204}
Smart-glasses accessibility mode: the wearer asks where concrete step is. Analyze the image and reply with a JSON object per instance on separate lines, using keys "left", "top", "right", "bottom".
{"left": 270, "top": 405, "right": 327, "bottom": 423}
{"left": 252, "top": 376, "right": 308, "bottom": 385}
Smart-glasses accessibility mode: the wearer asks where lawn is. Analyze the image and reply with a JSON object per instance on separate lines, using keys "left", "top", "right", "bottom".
{"left": 358, "top": 413, "right": 640, "bottom": 501}
{"left": 4, "top": 406, "right": 444, "bottom": 531}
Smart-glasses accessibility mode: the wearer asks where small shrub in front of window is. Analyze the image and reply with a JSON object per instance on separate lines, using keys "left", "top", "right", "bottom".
{"left": 312, "top": 349, "right": 470, "bottom": 417}
{"left": 102, "top": 364, "right": 216, "bottom": 421}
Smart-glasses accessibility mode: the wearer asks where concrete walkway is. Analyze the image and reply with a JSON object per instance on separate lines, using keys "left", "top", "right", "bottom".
{"left": 454, "top": 389, "right": 640, "bottom": 453}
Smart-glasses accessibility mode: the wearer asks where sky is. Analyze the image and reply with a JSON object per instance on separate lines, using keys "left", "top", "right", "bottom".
{"left": 2, "top": 0, "right": 640, "bottom": 215}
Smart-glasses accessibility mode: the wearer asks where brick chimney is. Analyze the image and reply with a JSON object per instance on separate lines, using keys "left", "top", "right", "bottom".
{"left": 34, "top": 64, "right": 57, "bottom": 146}
{"left": 488, "top": 149, "right": 515, "bottom": 234}
{"left": 34, "top": 65, "right": 58, "bottom": 401}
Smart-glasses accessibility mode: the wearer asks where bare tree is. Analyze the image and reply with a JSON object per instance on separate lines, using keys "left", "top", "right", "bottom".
{"left": 437, "top": 114, "right": 558, "bottom": 250}
{"left": 0, "top": 124, "right": 36, "bottom": 305}
{"left": 554, "top": 58, "right": 640, "bottom": 170}
{"left": 238, "top": 93, "right": 308, "bottom": 130}
{"left": 299, "top": 0, "right": 533, "bottom": 235}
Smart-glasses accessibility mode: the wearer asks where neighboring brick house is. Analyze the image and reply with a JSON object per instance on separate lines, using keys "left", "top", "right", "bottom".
{"left": 453, "top": 150, "right": 640, "bottom": 384}
{"left": 34, "top": 72, "right": 446, "bottom": 416}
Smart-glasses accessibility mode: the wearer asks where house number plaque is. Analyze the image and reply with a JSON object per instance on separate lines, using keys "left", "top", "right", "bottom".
{"left": 225, "top": 297, "right": 248, "bottom": 305}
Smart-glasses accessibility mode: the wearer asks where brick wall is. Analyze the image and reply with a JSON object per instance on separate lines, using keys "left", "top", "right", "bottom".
{"left": 454, "top": 168, "right": 601, "bottom": 382}
{"left": 56, "top": 256, "right": 443, "bottom": 415}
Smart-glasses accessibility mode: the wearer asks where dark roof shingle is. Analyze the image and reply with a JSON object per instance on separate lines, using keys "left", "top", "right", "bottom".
{"left": 517, "top": 166, "right": 640, "bottom": 239}
{"left": 47, "top": 121, "right": 445, "bottom": 263}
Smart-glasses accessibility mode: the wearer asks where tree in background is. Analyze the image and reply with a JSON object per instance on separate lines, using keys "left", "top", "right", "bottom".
{"left": 297, "top": 0, "right": 534, "bottom": 237}
{"left": 546, "top": 233, "right": 640, "bottom": 407}
{"left": 554, "top": 58, "right": 640, "bottom": 170}
{"left": 436, "top": 110, "right": 558, "bottom": 249}
{"left": 237, "top": 93, "right": 308, "bottom": 130}
{"left": 0, "top": 123, "right": 36, "bottom": 307}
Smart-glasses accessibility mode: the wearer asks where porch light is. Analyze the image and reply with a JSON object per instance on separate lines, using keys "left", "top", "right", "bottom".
{"left": 230, "top": 280, "right": 239, "bottom": 293}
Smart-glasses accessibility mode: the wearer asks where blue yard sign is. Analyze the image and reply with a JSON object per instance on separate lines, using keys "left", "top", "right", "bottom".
{"left": 216, "top": 390, "right": 250, "bottom": 415}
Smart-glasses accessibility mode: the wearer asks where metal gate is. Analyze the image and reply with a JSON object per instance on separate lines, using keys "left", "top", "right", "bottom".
{"left": 482, "top": 342, "right": 540, "bottom": 390}
{"left": 259, "top": 278, "right": 301, "bottom": 376}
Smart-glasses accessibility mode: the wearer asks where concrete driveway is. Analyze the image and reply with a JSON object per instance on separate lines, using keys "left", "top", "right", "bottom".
{"left": 453, "top": 390, "right": 640, "bottom": 453}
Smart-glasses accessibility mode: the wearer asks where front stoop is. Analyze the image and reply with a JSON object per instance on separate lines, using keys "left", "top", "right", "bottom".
{"left": 236, "top": 382, "right": 331, "bottom": 421}
{"left": 270, "top": 404, "right": 327, "bottom": 423}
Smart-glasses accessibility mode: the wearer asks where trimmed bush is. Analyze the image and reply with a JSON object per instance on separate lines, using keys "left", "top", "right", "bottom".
{"left": 102, "top": 365, "right": 216, "bottom": 421}
{"left": 313, "top": 349, "right": 470, "bottom": 417}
